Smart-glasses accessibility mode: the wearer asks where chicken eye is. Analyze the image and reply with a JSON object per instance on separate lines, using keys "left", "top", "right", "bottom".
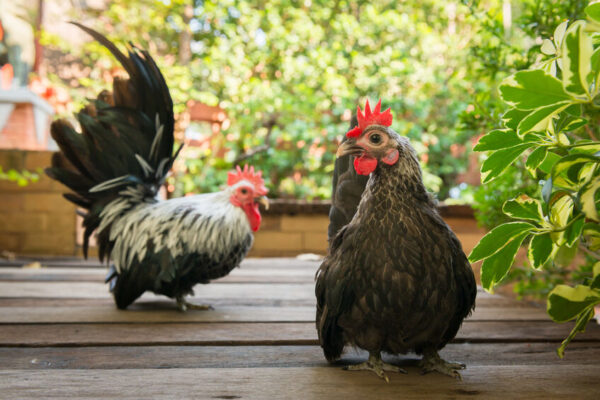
{"left": 369, "top": 133, "right": 382, "bottom": 144}
{"left": 240, "top": 188, "right": 248, "bottom": 195}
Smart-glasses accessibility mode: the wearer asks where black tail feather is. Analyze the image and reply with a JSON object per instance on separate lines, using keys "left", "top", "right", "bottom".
{"left": 46, "top": 23, "right": 177, "bottom": 261}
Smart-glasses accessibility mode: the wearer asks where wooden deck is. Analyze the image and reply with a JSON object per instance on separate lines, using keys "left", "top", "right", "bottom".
{"left": 0, "top": 257, "right": 599, "bottom": 399}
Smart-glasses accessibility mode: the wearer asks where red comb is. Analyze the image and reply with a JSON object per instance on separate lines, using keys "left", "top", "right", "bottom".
{"left": 227, "top": 165, "right": 268, "bottom": 196}
{"left": 346, "top": 99, "right": 393, "bottom": 138}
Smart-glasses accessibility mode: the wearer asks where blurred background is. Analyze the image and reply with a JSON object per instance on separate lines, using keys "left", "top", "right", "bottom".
{"left": 2, "top": 0, "right": 583, "bottom": 203}
{"left": 0, "top": 0, "right": 589, "bottom": 295}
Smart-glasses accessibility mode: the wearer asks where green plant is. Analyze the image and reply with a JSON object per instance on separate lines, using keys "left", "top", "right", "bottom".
{"left": 469, "top": 8, "right": 600, "bottom": 357}
{"left": 40, "top": 0, "right": 486, "bottom": 200}
{"left": 0, "top": 166, "right": 40, "bottom": 186}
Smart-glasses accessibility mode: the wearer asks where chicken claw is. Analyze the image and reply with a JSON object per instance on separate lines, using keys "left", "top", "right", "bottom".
{"left": 344, "top": 352, "right": 407, "bottom": 383}
{"left": 420, "top": 348, "right": 466, "bottom": 380}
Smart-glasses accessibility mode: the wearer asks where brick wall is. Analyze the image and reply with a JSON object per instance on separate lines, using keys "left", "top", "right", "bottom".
{"left": 249, "top": 206, "right": 485, "bottom": 257}
{"left": 0, "top": 150, "right": 485, "bottom": 259}
{"left": 0, "top": 150, "right": 77, "bottom": 256}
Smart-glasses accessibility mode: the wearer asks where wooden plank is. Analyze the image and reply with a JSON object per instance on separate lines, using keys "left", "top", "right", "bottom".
{"left": 0, "top": 257, "right": 322, "bottom": 270}
{"left": 0, "top": 282, "right": 317, "bottom": 300}
{"left": 1, "top": 343, "right": 597, "bottom": 370}
{"left": 1, "top": 366, "right": 598, "bottom": 399}
{"left": 0, "top": 294, "right": 536, "bottom": 309}
{"left": 0, "top": 305, "right": 549, "bottom": 324}
{"left": 0, "top": 306, "right": 316, "bottom": 323}
{"left": 1, "top": 321, "right": 599, "bottom": 347}
{"left": 0, "top": 267, "right": 316, "bottom": 284}
{"left": 0, "top": 281, "right": 502, "bottom": 300}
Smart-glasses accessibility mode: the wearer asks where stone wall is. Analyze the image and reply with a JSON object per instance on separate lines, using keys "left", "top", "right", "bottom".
{"left": 0, "top": 149, "right": 486, "bottom": 258}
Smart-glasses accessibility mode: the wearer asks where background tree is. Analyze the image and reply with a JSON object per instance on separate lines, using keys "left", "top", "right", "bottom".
{"left": 40, "top": 0, "right": 489, "bottom": 199}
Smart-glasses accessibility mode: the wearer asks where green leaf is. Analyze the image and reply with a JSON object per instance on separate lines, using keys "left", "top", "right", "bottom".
{"left": 502, "top": 108, "right": 530, "bottom": 130}
{"left": 539, "top": 152, "right": 561, "bottom": 175}
{"left": 526, "top": 147, "right": 547, "bottom": 177}
{"left": 554, "top": 21, "right": 569, "bottom": 48}
{"left": 473, "top": 129, "right": 523, "bottom": 151}
{"left": 564, "top": 118, "right": 588, "bottom": 132}
{"left": 564, "top": 103, "right": 583, "bottom": 117}
{"left": 499, "top": 70, "right": 573, "bottom": 110}
{"left": 480, "top": 144, "right": 532, "bottom": 183}
{"left": 591, "top": 262, "right": 600, "bottom": 289}
{"left": 562, "top": 21, "right": 593, "bottom": 97}
{"left": 469, "top": 222, "right": 535, "bottom": 262}
{"left": 552, "top": 154, "right": 599, "bottom": 188}
{"left": 564, "top": 217, "right": 585, "bottom": 248}
{"left": 550, "top": 195, "right": 573, "bottom": 229}
{"left": 503, "top": 195, "right": 544, "bottom": 222}
{"left": 554, "top": 240, "right": 579, "bottom": 266}
{"left": 591, "top": 47, "right": 600, "bottom": 86}
{"left": 556, "top": 307, "right": 595, "bottom": 358}
{"left": 584, "top": 223, "right": 600, "bottom": 251}
{"left": 517, "top": 102, "right": 571, "bottom": 136}
{"left": 481, "top": 231, "right": 530, "bottom": 291}
{"left": 586, "top": 2, "right": 600, "bottom": 24}
{"left": 541, "top": 39, "right": 556, "bottom": 55}
{"left": 528, "top": 233, "right": 556, "bottom": 269}
{"left": 580, "top": 177, "right": 600, "bottom": 221}
{"left": 547, "top": 284, "right": 600, "bottom": 322}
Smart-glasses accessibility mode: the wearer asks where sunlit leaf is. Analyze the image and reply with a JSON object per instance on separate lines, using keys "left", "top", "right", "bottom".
{"left": 549, "top": 195, "right": 573, "bottom": 229}
{"left": 554, "top": 21, "right": 569, "bottom": 48}
{"left": 547, "top": 284, "right": 600, "bottom": 322}
{"left": 502, "top": 195, "right": 544, "bottom": 222}
{"left": 580, "top": 177, "right": 600, "bottom": 221}
{"left": 469, "top": 222, "right": 534, "bottom": 262}
{"left": 499, "top": 70, "right": 572, "bottom": 110}
{"left": 473, "top": 129, "right": 524, "bottom": 151}
{"left": 552, "top": 154, "right": 599, "bottom": 187}
{"left": 585, "top": 2, "right": 600, "bottom": 24}
{"left": 561, "top": 21, "right": 593, "bottom": 97}
{"left": 541, "top": 39, "right": 556, "bottom": 55}
{"left": 517, "top": 102, "right": 571, "bottom": 136}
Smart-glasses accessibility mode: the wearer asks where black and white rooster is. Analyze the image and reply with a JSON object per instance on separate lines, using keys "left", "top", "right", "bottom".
{"left": 316, "top": 99, "right": 476, "bottom": 381}
{"left": 46, "top": 24, "right": 268, "bottom": 311}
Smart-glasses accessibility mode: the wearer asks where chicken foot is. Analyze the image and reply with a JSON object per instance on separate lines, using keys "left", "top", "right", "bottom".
{"left": 420, "top": 347, "right": 465, "bottom": 380}
{"left": 176, "top": 296, "right": 213, "bottom": 312}
{"left": 344, "top": 352, "right": 407, "bottom": 383}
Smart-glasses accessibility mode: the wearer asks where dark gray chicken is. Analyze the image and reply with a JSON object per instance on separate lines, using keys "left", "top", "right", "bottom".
{"left": 316, "top": 99, "right": 476, "bottom": 381}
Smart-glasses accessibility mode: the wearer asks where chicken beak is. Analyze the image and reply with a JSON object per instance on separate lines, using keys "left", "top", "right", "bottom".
{"left": 257, "top": 196, "right": 270, "bottom": 210}
{"left": 336, "top": 141, "right": 364, "bottom": 157}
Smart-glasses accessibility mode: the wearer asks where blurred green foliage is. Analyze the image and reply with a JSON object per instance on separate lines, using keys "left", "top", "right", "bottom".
{"left": 0, "top": 167, "right": 40, "bottom": 186}
{"left": 41, "top": 0, "right": 490, "bottom": 199}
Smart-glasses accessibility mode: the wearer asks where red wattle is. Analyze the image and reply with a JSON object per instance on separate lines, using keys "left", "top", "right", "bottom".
{"left": 353, "top": 155, "right": 378, "bottom": 175}
{"left": 243, "top": 202, "right": 262, "bottom": 232}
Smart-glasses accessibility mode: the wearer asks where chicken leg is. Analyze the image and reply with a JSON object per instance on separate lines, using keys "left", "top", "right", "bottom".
{"left": 176, "top": 296, "right": 213, "bottom": 312}
{"left": 344, "top": 352, "right": 407, "bottom": 383}
{"left": 420, "top": 347, "right": 465, "bottom": 380}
